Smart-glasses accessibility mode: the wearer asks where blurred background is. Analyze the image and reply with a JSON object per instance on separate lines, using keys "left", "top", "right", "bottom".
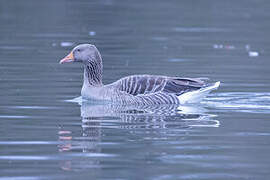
{"left": 0, "top": 0, "right": 270, "bottom": 180}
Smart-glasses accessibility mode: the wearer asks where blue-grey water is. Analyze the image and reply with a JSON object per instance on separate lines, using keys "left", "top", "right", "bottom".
{"left": 1, "top": 0, "right": 270, "bottom": 179}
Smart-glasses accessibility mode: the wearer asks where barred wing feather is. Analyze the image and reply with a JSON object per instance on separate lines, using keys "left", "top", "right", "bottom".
{"left": 114, "top": 75, "right": 205, "bottom": 96}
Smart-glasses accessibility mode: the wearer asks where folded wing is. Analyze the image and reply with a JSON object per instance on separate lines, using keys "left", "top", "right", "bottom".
{"left": 113, "top": 75, "right": 205, "bottom": 96}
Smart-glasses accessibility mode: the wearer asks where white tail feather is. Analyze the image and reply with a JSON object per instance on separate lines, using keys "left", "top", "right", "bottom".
{"left": 178, "top": 81, "right": 220, "bottom": 104}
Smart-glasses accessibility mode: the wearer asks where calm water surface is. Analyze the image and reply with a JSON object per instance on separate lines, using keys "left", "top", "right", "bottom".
{"left": 1, "top": 0, "right": 270, "bottom": 179}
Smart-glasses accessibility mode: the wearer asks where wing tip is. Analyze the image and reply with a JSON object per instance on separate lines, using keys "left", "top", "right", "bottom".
{"left": 177, "top": 81, "right": 221, "bottom": 104}
{"left": 212, "top": 81, "right": 221, "bottom": 90}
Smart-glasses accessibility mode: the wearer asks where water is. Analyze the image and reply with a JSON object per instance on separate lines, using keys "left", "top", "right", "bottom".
{"left": 1, "top": 0, "right": 270, "bottom": 179}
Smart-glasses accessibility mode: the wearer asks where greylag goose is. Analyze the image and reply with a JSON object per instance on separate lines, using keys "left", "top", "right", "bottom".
{"left": 60, "top": 44, "right": 220, "bottom": 105}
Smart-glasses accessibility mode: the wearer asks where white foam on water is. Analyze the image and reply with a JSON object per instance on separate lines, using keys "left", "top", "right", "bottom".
{"left": 65, "top": 96, "right": 83, "bottom": 104}
{"left": 202, "top": 92, "right": 270, "bottom": 113}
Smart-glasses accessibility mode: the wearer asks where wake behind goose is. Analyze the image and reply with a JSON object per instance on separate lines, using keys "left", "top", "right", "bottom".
{"left": 203, "top": 92, "right": 270, "bottom": 113}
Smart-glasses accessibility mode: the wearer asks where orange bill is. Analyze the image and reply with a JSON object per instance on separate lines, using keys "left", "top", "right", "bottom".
{"left": 59, "top": 51, "right": 74, "bottom": 64}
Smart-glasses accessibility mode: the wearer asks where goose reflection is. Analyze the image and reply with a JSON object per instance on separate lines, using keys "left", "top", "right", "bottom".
{"left": 80, "top": 102, "right": 219, "bottom": 129}
{"left": 58, "top": 101, "right": 219, "bottom": 171}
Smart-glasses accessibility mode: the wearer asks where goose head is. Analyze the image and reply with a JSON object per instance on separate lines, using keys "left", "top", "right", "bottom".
{"left": 59, "top": 44, "right": 102, "bottom": 65}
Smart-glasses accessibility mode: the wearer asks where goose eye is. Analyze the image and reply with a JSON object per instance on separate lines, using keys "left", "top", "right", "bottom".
{"left": 77, "top": 49, "right": 81, "bottom": 52}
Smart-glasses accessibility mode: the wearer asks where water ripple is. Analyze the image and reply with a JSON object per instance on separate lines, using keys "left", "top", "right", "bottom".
{"left": 0, "top": 177, "right": 43, "bottom": 180}
{"left": 203, "top": 92, "right": 270, "bottom": 113}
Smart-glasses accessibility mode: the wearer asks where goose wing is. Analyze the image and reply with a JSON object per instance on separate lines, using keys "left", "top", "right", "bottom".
{"left": 112, "top": 75, "right": 205, "bottom": 96}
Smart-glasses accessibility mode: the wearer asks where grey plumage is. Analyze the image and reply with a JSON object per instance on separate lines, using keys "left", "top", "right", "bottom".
{"left": 108, "top": 75, "right": 204, "bottom": 105}
{"left": 60, "top": 44, "right": 219, "bottom": 105}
